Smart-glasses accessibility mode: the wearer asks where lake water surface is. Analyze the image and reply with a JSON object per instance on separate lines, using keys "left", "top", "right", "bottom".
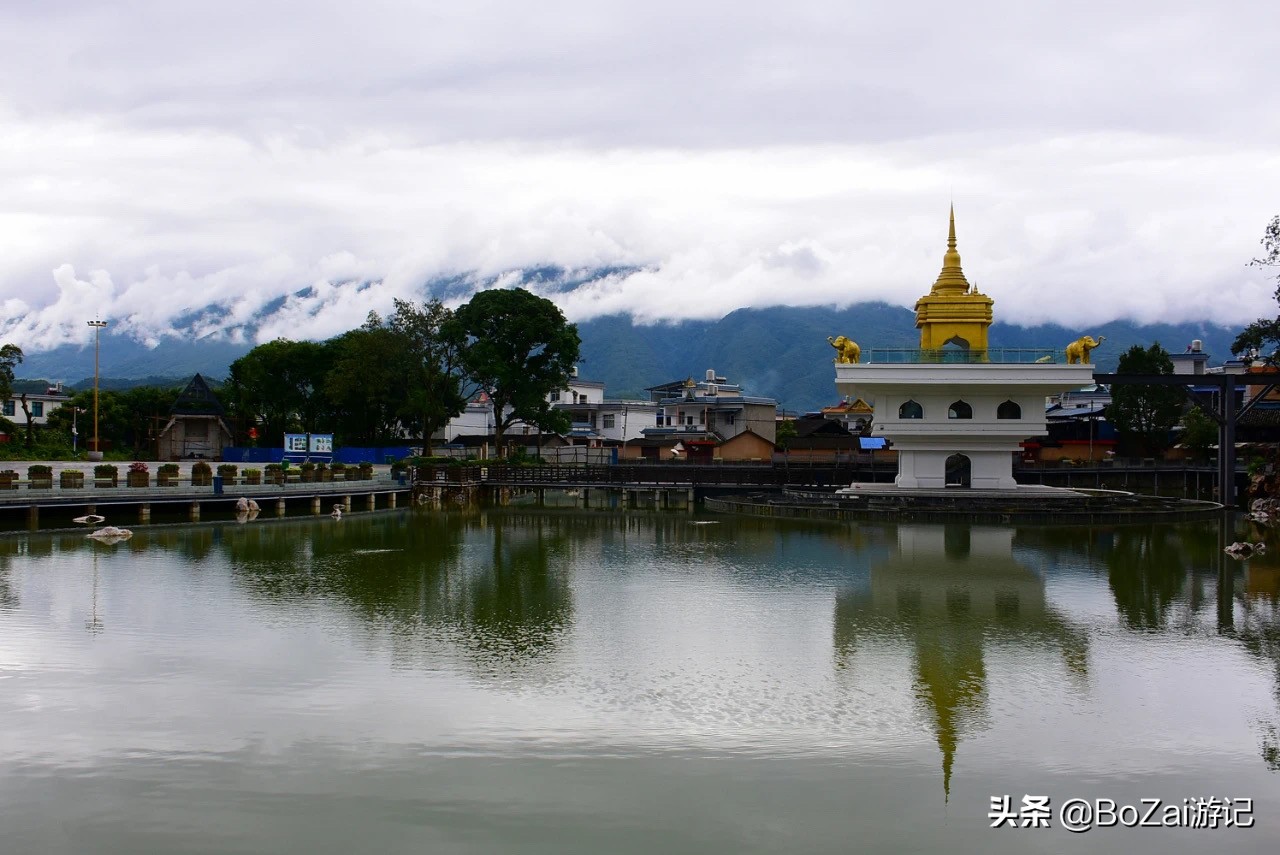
{"left": 1, "top": 510, "right": 1277, "bottom": 853}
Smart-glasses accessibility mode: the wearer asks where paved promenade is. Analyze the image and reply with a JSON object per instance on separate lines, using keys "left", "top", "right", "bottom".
{"left": 0, "top": 460, "right": 402, "bottom": 508}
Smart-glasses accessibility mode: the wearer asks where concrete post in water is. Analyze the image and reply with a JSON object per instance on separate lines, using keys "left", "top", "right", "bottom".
{"left": 687, "top": 488, "right": 695, "bottom": 512}
{"left": 311, "top": 497, "right": 321, "bottom": 514}
{"left": 343, "top": 495, "right": 352, "bottom": 511}
{"left": 190, "top": 501, "right": 200, "bottom": 521}
{"left": 367, "top": 493, "right": 376, "bottom": 510}
{"left": 276, "top": 498, "right": 286, "bottom": 516}
{"left": 27, "top": 505, "right": 38, "bottom": 529}
{"left": 389, "top": 491, "right": 397, "bottom": 508}
{"left": 139, "top": 503, "right": 151, "bottom": 522}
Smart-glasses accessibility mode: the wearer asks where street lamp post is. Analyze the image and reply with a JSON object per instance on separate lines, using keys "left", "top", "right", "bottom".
{"left": 87, "top": 320, "right": 108, "bottom": 461}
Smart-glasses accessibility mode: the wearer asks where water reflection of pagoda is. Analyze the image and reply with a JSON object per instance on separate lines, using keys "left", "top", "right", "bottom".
{"left": 833, "top": 525, "right": 1087, "bottom": 799}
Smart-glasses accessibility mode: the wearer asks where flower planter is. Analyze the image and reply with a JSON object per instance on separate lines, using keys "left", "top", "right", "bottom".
{"left": 29, "top": 478, "right": 54, "bottom": 490}
{"left": 60, "top": 471, "right": 84, "bottom": 489}
{"left": 0, "top": 474, "right": 17, "bottom": 491}
{"left": 127, "top": 472, "right": 150, "bottom": 488}
{"left": 158, "top": 474, "right": 179, "bottom": 487}
{"left": 319, "top": 470, "right": 332, "bottom": 482}
{"left": 245, "top": 472, "right": 262, "bottom": 486}
{"left": 191, "top": 475, "right": 212, "bottom": 487}
{"left": 94, "top": 478, "right": 118, "bottom": 489}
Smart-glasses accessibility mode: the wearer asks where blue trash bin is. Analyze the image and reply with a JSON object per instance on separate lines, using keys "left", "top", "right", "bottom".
{"left": 213, "top": 474, "right": 224, "bottom": 495}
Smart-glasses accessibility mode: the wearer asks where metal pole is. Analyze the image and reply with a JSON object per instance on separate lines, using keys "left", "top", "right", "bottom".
{"left": 93, "top": 326, "right": 99, "bottom": 452}
{"left": 87, "top": 320, "right": 107, "bottom": 460}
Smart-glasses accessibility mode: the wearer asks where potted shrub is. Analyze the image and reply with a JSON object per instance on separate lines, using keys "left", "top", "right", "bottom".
{"left": 300, "top": 461, "right": 316, "bottom": 482}
{"left": 158, "top": 463, "right": 180, "bottom": 486}
{"left": 317, "top": 462, "right": 331, "bottom": 482}
{"left": 94, "top": 464, "right": 118, "bottom": 488}
{"left": 358, "top": 461, "right": 374, "bottom": 481}
{"left": 127, "top": 461, "right": 150, "bottom": 488}
{"left": 0, "top": 470, "right": 17, "bottom": 490}
{"left": 191, "top": 461, "right": 213, "bottom": 486}
{"left": 330, "top": 462, "right": 347, "bottom": 482}
{"left": 60, "top": 469, "right": 85, "bottom": 489}
{"left": 265, "top": 463, "right": 284, "bottom": 485}
{"left": 28, "top": 464, "right": 53, "bottom": 489}
{"left": 244, "top": 467, "right": 262, "bottom": 486}
{"left": 217, "top": 464, "right": 238, "bottom": 484}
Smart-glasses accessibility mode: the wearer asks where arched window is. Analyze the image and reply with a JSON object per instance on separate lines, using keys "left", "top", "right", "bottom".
{"left": 898, "top": 400, "right": 923, "bottom": 419}
{"left": 997, "top": 400, "right": 1022, "bottom": 419}
{"left": 948, "top": 400, "right": 973, "bottom": 420}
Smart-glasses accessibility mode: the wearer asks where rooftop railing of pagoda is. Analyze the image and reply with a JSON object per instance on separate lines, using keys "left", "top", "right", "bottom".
{"left": 859, "top": 348, "right": 1069, "bottom": 364}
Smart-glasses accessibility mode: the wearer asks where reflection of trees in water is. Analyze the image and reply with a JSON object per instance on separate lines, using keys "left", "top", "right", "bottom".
{"left": 834, "top": 524, "right": 1087, "bottom": 800}
{"left": 1012, "top": 522, "right": 1224, "bottom": 631}
{"left": 1030, "top": 518, "right": 1280, "bottom": 775}
{"left": 1104, "top": 525, "right": 1193, "bottom": 631}
{"left": 0, "top": 537, "right": 21, "bottom": 608}
{"left": 451, "top": 515, "right": 573, "bottom": 663}
{"left": 220, "top": 511, "right": 577, "bottom": 670}
{"left": 1233, "top": 534, "right": 1280, "bottom": 772}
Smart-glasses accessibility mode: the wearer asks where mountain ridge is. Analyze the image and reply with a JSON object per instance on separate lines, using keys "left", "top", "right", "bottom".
{"left": 15, "top": 301, "right": 1244, "bottom": 413}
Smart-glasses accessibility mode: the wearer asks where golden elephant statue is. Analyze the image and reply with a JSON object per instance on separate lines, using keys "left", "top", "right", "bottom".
{"left": 1065, "top": 335, "right": 1105, "bottom": 364}
{"left": 828, "top": 335, "right": 861, "bottom": 364}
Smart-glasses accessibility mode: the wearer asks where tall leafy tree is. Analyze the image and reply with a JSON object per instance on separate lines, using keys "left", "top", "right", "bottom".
{"left": 450, "top": 288, "right": 581, "bottom": 456}
{"left": 1108, "top": 343, "right": 1184, "bottom": 457}
{"left": 388, "top": 298, "right": 467, "bottom": 454}
{"left": 1179, "top": 406, "right": 1218, "bottom": 462}
{"left": 1232, "top": 214, "right": 1280, "bottom": 361}
{"left": 0, "top": 343, "right": 22, "bottom": 404}
{"left": 225, "top": 339, "right": 334, "bottom": 446}
{"left": 327, "top": 314, "right": 413, "bottom": 446}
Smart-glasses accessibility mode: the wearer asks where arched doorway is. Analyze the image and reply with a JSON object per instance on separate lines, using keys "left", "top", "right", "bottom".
{"left": 945, "top": 453, "right": 971, "bottom": 488}
{"left": 941, "top": 336, "right": 970, "bottom": 363}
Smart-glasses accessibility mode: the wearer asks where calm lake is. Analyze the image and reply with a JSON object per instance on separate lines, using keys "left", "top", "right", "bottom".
{"left": 1, "top": 509, "right": 1277, "bottom": 853}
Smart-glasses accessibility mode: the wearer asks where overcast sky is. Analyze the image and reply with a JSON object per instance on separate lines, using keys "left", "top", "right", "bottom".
{"left": 2, "top": 0, "right": 1278, "bottom": 351}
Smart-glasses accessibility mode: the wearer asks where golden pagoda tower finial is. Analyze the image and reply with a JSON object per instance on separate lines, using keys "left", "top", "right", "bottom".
{"left": 929, "top": 204, "right": 970, "bottom": 296}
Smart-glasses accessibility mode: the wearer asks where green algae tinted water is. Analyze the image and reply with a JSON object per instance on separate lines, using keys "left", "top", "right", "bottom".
{"left": 0, "top": 510, "right": 1276, "bottom": 853}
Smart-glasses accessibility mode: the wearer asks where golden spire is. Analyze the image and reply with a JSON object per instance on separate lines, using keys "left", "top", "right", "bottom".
{"left": 929, "top": 204, "right": 971, "bottom": 296}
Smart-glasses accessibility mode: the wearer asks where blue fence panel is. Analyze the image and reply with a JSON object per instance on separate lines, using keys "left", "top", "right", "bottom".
{"left": 224, "top": 446, "right": 415, "bottom": 464}
{"left": 333, "top": 446, "right": 414, "bottom": 465}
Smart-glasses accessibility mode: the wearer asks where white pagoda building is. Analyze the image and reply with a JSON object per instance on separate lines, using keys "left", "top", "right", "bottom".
{"left": 834, "top": 209, "right": 1096, "bottom": 490}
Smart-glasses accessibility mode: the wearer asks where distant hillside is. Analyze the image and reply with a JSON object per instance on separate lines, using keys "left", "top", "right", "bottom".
{"left": 15, "top": 302, "right": 1243, "bottom": 413}
{"left": 576, "top": 305, "right": 1240, "bottom": 411}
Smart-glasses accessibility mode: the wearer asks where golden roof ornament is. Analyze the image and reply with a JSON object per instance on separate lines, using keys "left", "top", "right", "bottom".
{"left": 929, "top": 204, "right": 971, "bottom": 296}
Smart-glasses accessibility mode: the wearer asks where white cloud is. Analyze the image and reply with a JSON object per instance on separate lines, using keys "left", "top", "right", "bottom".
{"left": 0, "top": 1, "right": 1278, "bottom": 352}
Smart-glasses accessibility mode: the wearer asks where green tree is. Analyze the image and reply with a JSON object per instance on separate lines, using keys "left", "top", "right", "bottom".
{"left": 1231, "top": 214, "right": 1280, "bottom": 361}
{"left": 1179, "top": 405, "right": 1217, "bottom": 462}
{"left": 326, "top": 315, "right": 413, "bottom": 446}
{"left": 388, "top": 298, "right": 467, "bottom": 453}
{"left": 0, "top": 343, "right": 22, "bottom": 404}
{"left": 775, "top": 418, "right": 797, "bottom": 450}
{"left": 225, "top": 339, "right": 334, "bottom": 446}
{"left": 450, "top": 289, "right": 581, "bottom": 456}
{"left": 1108, "top": 343, "right": 1184, "bottom": 457}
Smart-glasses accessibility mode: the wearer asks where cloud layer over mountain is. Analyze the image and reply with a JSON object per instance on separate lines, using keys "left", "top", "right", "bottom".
{"left": 2, "top": 1, "right": 1278, "bottom": 353}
